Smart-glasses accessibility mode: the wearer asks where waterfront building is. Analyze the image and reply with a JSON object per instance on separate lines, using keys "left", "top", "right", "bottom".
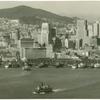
{"left": 21, "top": 48, "right": 47, "bottom": 59}
{"left": 19, "top": 38, "right": 34, "bottom": 58}
{"left": 19, "top": 38, "right": 52, "bottom": 59}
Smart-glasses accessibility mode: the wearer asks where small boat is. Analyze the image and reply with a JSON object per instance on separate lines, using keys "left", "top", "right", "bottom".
{"left": 36, "top": 63, "right": 48, "bottom": 68}
{"left": 78, "top": 62, "right": 86, "bottom": 68}
{"left": 22, "top": 63, "right": 31, "bottom": 71}
{"left": 4, "top": 65, "right": 9, "bottom": 69}
{"left": 94, "top": 63, "right": 100, "bottom": 68}
{"left": 55, "top": 62, "right": 64, "bottom": 68}
{"left": 33, "top": 82, "right": 53, "bottom": 94}
{"left": 71, "top": 65, "right": 77, "bottom": 69}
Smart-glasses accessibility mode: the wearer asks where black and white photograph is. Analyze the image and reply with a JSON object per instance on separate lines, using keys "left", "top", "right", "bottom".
{"left": 0, "top": 0, "right": 100, "bottom": 99}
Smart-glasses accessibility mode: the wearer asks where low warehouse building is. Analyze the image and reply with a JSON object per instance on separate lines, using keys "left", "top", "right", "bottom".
{"left": 20, "top": 47, "right": 47, "bottom": 59}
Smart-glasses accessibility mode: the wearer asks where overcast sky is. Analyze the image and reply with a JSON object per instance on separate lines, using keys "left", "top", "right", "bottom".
{"left": 0, "top": 1, "right": 100, "bottom": 21}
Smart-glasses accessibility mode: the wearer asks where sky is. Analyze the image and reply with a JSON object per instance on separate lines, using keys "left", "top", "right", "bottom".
{"left": 0, "top": 1, "right": 100, "bottom": 21}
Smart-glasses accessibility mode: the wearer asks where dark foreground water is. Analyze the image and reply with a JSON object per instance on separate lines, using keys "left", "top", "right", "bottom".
{"left": 0, "top": 68, "right": 100, "bottom": 99}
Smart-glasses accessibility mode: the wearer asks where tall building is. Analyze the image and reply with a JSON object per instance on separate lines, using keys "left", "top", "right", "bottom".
{"left": 37, "top": 33, "right": 41, "bottom": 45}
{"left": 93, "top": 21, "right": 99, "bottom": 37}
{"left": 88, "top": 24, "right": 93, "bottom": 37}
{"left": 65, "top": 38, "right": 68, "bottom": 49}
{"left": 40, "top": 23, "right": 56, "bottom": 46}
{"left": 46, "top": 44, "right": 54, "bottom": 58}
{"left": 76, "top": 20, "right": 86, "bottom": 49}
{"left": 49, "top": 27, "right": 57, "bottom": 44}
{"left": 75, "top": 19, "right": 90, "bottom": 49}
{"left": 40, "top": 23, "right": 49, "bottom": 46}
{"left": 52, "top": 36, "right": 62, "bottom": 52}
{"left": 92, "top": 21, "right": 100, "bottom": 48}
{"left": 60, "top": 35, "right": 65, "bottom": 48}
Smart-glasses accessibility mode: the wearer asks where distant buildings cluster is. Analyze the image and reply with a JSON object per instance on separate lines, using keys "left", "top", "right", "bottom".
{"left": 70, "top": 20, "right": 100, "bottom": 50}
{"left": 0, "top": 17, "right": 100, "bottom": 60}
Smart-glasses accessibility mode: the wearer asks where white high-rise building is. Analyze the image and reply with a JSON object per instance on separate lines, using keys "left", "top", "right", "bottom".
{"left": 40, "top": 23, "right": 49, "bottom": 46}
{"left": 88, "top": 24, "right": 93, "bottom": 37}
{"left": 65, "top": 38, "right": 68, "bottom": 48}
{"left": 93, "top": 21, "right": 99, "bottom": 37}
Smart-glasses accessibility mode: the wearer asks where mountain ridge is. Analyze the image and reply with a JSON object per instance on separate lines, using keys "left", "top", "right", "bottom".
{"left": 0, "top": 5, "right": 74, "bottom": 26}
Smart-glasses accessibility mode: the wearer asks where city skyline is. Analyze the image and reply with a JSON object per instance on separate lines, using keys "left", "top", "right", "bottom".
{"left": 0, "top": 1, "right": 100, "bottom": 22}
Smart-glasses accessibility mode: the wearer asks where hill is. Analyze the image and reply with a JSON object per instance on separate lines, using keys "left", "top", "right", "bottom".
{"left": 0, "top": 5, "right": 74, "bottom": 26}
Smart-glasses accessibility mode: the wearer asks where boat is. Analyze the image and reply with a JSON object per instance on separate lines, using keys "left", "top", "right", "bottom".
{"left": 36, "top": 62, "right": 48, "bottom": 68}
{"left": 55, "top": 62, "right": 64, "bottom": 68}
{"left": 94, "top": 63, "right": 100, "bottom": 68}
{"left": 22, "top": 63, "right": 31, "bottom": 71}
{"left": 33, "top": 82, "right": 53, "bottom": 94}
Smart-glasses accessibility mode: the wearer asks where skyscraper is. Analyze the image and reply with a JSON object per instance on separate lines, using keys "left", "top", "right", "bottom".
{"left": 88, "top": 24, "right": 93, "bottom": 37}
{"left": 40, "top": 23, "right": 57, "bottom": 46}
{"left": 93, "top": 21, "right": 99, "bottom": 37}
{"left": 76, "top": 19, "right": 89, "bottom": 49}
{"left": 40, "top": 23, "right": 49, "bottom": 46}
{"left": 49, "top": 27, "right": 57, "bottom": 44}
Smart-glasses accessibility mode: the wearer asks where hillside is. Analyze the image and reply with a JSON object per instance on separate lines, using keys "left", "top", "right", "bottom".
{"left": 0, "top": 5, "right": 74, "bottom": 26}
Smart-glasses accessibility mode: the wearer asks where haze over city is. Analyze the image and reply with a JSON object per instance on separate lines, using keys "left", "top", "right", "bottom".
{"left": 0, "top": 1, "right": 100, "bottom": 22}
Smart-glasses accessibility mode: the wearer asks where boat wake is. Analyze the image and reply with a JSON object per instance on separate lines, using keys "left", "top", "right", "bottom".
{"left": 53, "top": 88, "right": 67, "bottom": 93}
{"left": 32, "top": 88, "right": 67, "bottom": 95}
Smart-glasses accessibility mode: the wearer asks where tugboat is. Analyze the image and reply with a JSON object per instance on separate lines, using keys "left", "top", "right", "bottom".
{"left": 55, "top": 62, "right": 64, "bottom": 68}
{"left": 78, "top": 62, "right": 86, "bottom": 69}
{"left": 4, "top": 64, "right": 9, "bottom": 69}
{"left": 4, "top": 61, "right": 12, "bottom": 69}
{"left": 22, "top": 63, "right": 31, "bottom": 71}
{"left": 36, "top": 62, "right": 48, "bottom": 68}
{"left": 94, "top": 63, "right": 100, "bottom": 68}
{"left": 71, "top": 64, "right": 78, "bottom": 69}
{"left": 33, "top": 82, "right": 53, "bottom": 94}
